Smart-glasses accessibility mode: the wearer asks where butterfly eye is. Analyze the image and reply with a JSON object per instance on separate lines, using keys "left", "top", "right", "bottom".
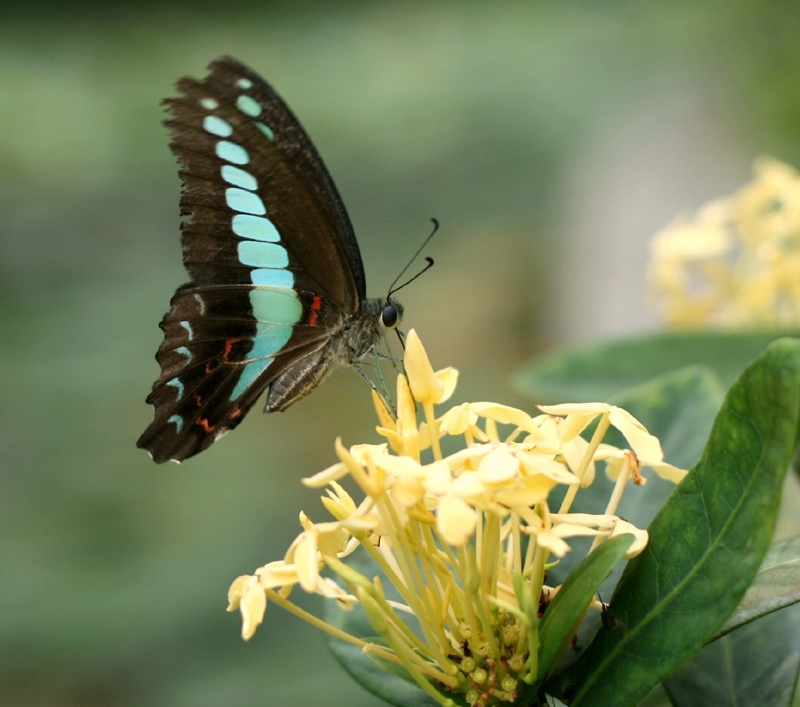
{"left": 381, "top": 304, "right": 399, "bottom": 329}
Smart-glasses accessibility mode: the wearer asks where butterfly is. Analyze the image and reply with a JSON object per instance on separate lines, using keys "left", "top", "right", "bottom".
{"left": 137, "top": 56, "right": 403, "bottom": 463}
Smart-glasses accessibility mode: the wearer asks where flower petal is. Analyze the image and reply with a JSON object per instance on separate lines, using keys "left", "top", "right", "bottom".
{"left": 303, "top": 462, "right": 348, "bottom": 488}
{"left": 257, "top": 561, "right": 300, "bottom": 589}
{"left": 404, "top": 329, "right": 444, "bottom": 404}
{"left": 535, "top": 532, "right": 572, "bottom": 558}
{"left": 372, "top": 389, "right": 396, "bottom": 430}
{"left": 294, "top": 532, "right": 320, "bottom": 592}
{"left": 439, "top": 403, "right": 477, "bottom": 436}
{"left": 643, "top": 459, "right": 689, "bottom": 484}
{"left": 437, "top": 495, "right": 477, "bottom": 546}
{"left": 611, "top": 519, "right": 649, "bottom": 558}
{"left": 228, "top": 575, "right": 267, "bottom": 641}
{"left": 477, "top": 447, "right": 519, "bottom": 486}
{"left": 608, "top": 407, "right": 663, "bottom": 461}
{"left": 470, "top": 403, "right": 536, "bottom": 431}
{"left": 494, "top": 474, "right": 557, "bottom": 508}
{"left": 436, "top": 367, "right": 459, "bottom": 403}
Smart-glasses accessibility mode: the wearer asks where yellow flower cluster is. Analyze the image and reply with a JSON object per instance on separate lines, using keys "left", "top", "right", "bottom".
{"left": 649, "top": 157, "right": 800, "bottom": 327}
{"left": 227, "top": 331, "right": 685, "bottom": 706}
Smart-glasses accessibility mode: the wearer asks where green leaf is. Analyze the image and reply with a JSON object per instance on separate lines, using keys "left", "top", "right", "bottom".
{"left": 567, "top": 338, "right": 800, "bottom": 706}
{"left": 715, "top": 533, "right": 800, "bottom": 638}
{"left": 537, "top": 534, "right": 635, "bottom": 683}
{"left": 513, "top": 330, "right": 796, "bottom": 404}
{"left": 662, "top": 535, "right": 800, "bottom": 707}
{"left": 663, "top": 603, "right": 800, "bottom": 707}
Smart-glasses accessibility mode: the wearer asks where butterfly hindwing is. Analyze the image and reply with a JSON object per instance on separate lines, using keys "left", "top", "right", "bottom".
{"left": 138, "top": 57, "right": 367, "bottom": 463}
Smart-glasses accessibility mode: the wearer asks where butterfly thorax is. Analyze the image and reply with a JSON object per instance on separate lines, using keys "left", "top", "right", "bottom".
{"left": 338, "top": 296, "right": 404, "bottom": 362}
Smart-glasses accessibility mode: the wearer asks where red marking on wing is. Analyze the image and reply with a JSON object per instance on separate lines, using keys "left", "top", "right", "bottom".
{"left": 223, "top": 338, "right": 239, "bottom": 361}
{"left": 230, "top": 405, "right": 242, "bottom": 419}
{"left": 197, "top": 417, "right": 215, "bottom": 434}
{"left": 194, "top": 394, "right": 203, "bottom": 407}
{"left": 205, "top": 360, "right": 218, "bottom": 374}
{"left": 307, "top": 295, "right": 323, "bottom": 326}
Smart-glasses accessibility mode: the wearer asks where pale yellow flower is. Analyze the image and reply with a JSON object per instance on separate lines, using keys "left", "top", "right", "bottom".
{"left": 649, "top": 156, "right": 800, "bottom": 327}
{"left": 227, "top": 331, "right": 685, "bottom": 706}
{"left": 405, "top": 328, "right": 458, "bottom": 404}
{"left": 227, "top": 574, "right": 267, "bottom": 641}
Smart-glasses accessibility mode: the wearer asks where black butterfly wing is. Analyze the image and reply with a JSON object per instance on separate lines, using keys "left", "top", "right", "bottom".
{"left": 138, "top": 57, "right": 364, "bottom": 463}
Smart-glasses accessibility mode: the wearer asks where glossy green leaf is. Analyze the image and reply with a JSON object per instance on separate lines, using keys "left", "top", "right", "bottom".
{"left": 567, "top": 338, "right": 800, "bottom": 706}
{"left": 662, "top": 535, "right": 800, "bottom": 706}
{"left": 664, "top": 603, "right": 800, "bottom": 707}
{"left": 714, "top": 533, "right": 800, "bottom": 638}
{"left": 513, "top": 330, "right": 796, "bottom": 404}
{"left": 537, "top": 534, "right": 635, "bottom": 684}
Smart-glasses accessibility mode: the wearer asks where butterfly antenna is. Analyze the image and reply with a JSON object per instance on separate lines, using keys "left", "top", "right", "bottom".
{"left": 387, "top": 218, "right": 439, "bottom": 298}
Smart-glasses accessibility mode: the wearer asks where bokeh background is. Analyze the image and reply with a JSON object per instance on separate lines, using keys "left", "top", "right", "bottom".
{"left": 3, "top": 1, "right": 800, "bottom": 705}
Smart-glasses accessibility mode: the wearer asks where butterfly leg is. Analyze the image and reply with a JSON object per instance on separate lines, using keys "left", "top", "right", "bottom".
{"left": 352, "top": 361, "right": 377, "bottom": 390}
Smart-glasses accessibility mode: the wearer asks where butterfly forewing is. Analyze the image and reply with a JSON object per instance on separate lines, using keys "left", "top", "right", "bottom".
{"left": 138, "top": 57, "right": 365, "bottom": 463}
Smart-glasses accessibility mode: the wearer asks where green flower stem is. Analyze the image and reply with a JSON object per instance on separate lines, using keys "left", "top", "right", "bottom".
{"left": 358, "top": 589, "right": 459, "bottom": 695}
{"left": 379, "top": 495, "right": 443, "bottom": 651}
{"left": 367, "top": 579, "right": 447, "bottom": 667}
{"left": 466, "top": 544, "right": 502, "bottom": 661}
{"left": 384, "top": 622, "right": 460, "bottom": 704}
{"left": 523, "top": 541, "right": 547, "bottom": 680}
{"left": 456, "top": 546, "right": 485, "bottom": 647}
{"left": 589, "top": 457, "right": 632, "bottom": 553}
{"left": 263, "top": 588, "right": 398, "bottom": 666}
{"left": 423, "top": 401, "right": 443, "bottom": 461}
{"left": 512, "top": 515, "right": 523, "bottom": 575}
{"left": 481, "top": 513, "right": 502, "bottom": 599}
{"left": 408, "top": 521, "right": 453, "bottom": 657}
{"left": 356, "top": 532, "right": 417, "bottom": 609}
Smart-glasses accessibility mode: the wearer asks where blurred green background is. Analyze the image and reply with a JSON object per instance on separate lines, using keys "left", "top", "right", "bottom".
{"left": 2, "top": 1, "right": 800, "bottom": 705}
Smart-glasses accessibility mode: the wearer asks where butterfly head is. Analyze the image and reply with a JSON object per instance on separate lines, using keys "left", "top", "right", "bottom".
{"left": 380, "top": 298, "right": 403, "bottom": 331}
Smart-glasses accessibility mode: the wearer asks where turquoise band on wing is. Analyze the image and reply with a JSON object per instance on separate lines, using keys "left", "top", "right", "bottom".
{"left": 236, "top": 94, "right": 261, "bottom": 118}
{"left": 238, "top": 241, "right": 288, "bottom": 268}
{"left": 221, "top": 165, "right": 258, "bottom": 191}
{"left": 167, "top": 377, "right": 185, "bottom": 399}
{"left": 203, "top": 115, "right": 233, "bottom": 138}
{"left": 232, "top": 214, "right": 280, "bottom": 242}
{"left": 226, "top": 188, "right": 266, "bottom": 215}
{"left": 198, "top": 81, "right": 302, "bottom": 403}
{"left": 249, "top": 288, "right": 303, "bottom": 324}
{"left": 249, "top": 323, "right": 293, "bottom": 360}
{"left": 179, "top": 321, "right": 194, "bottom": 341}
{"left": 168, "top": 414, "right": 184, "bottom": 432}
{"left": 230, "top": 358, "right": 272, "bottom": 399}
{"left": 250, "top": 268, "right": 294, "bottom": 287}
{"left": 255, "top": 122, "right": 275, "bottom": 140}
{"left": 216, "top": 141, "right": 249, "bottom": 165}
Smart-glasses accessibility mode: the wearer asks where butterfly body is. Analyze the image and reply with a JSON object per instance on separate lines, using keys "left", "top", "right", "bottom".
{"left": 263, "top": 295, "right": 402, "bottom": 413}
{"left": 137, "top": 57, "right": 401, "bottom": 463}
